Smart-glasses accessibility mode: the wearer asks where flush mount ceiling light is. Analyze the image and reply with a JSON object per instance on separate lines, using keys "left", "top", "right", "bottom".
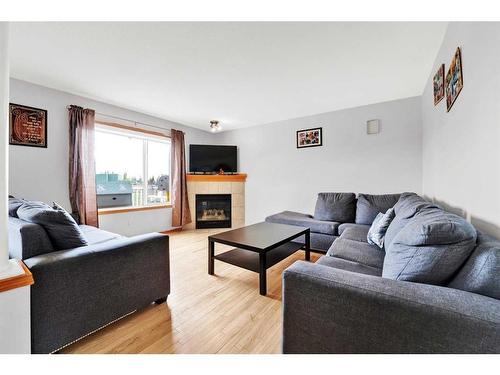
{"left": 210, "top": 120, "right": 221, "bottom": 132}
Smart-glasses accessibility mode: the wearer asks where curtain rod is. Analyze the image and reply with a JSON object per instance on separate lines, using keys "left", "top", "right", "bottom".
{"left": 66, "top": 106, "right": 185, "bottom": 134}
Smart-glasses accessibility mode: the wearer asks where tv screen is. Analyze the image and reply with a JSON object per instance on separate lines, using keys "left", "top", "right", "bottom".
{"left": 189, "top": 145, "right": 237, "bottom": 174}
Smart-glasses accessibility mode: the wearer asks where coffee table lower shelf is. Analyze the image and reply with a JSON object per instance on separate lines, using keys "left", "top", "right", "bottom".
{"left": 213, "top": 241, "right": 305, "bottom": 273}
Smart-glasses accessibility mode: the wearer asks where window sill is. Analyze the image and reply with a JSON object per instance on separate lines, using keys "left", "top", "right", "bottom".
{"left": 98, "top": 204, "right": 172, "bottom": 215}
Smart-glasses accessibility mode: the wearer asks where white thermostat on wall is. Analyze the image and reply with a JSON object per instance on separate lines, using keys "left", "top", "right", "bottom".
{"left": 367, "top": 119, "right": 380, "bottom": 135}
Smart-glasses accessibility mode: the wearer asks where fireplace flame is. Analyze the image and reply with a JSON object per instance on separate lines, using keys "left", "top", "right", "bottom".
{"left": 201, "top": 209, "right": 227, "bottom": 221}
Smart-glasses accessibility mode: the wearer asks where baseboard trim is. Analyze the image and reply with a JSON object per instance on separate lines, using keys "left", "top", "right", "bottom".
{"left": 161, "top": 227, "right": 183, "bottom": 234}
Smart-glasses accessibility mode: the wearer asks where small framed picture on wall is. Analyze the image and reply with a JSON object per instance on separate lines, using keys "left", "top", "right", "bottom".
{"left": 433, "top": 64, "right": 445, "bottom": 105}
{"left": 9, "top": 103, "right": 48, "bottom": 148}
{"left": 296, "top": 127, "right": 322, "bottom": 148}
{"left": 445, "top": 47, "right": 464, "bottom": 112}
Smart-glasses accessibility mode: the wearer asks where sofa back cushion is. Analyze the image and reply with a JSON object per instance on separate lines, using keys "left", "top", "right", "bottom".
{"left": 384, "top": 193, "right": 438, "bottom": 250}
{"left": 355, "top": 193, "right": 401, "bottom": 225}
{"left": 392, "top": 192, "right": 432, "bottom": 219}
{"left": 383, "top": 206, "right": 477, "bottom": 285}
{"left": 8, "top": 217, "right": 55, "bottom": 259}
{"left": 17, "top": 201, "right": 88, "bottom": 250}
{"left": 314, "top": 192, "right": 356, "bottom": 223}
{"left": 448, "top": 232, "right": 500, "bottom": 300}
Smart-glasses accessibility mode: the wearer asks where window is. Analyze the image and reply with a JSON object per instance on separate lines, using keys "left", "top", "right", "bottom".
{"left": 95, "top": 123, "right": 171, "bottom": 209}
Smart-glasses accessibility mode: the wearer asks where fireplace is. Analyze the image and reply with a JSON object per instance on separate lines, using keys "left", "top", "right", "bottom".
{"left": 195, "top": 194, "right": 232, "bottom": 229}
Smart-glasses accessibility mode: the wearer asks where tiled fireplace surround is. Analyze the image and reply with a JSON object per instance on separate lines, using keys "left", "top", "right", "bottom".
{"left": 185, "top": 174, "right": 247, "bottom": 230}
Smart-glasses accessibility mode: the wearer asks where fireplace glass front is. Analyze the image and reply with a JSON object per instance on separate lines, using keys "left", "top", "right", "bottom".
{"left": 195, "top": 194, "right": 232, "bottom": 229}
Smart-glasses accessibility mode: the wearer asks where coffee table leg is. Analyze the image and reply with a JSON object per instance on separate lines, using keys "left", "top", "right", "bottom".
{"left": 208, "top": 239, "right": 215, "bottom": 275}
{"left": 259, "top": 252, "right": 267, "bottom": 296}
{"left": 305, "top": 230, "right": 311, "bottom": 261}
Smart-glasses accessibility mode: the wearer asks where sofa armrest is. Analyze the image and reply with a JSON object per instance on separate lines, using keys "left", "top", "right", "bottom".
{"left": 265, "top": 211, "right": 339, "bottom": 236}
{"left": 282, "top": 261, "right": 500, "bottom": 353}
{"left": 25, "top": 232, "right": 170, "bottom": 354}
{"left": 25, "top": 232, "right": 168, "bottom": 268}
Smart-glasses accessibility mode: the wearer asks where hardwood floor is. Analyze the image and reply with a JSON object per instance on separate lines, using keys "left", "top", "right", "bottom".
{"left": 60, "top": 228, "right": 319, "bottom": 354}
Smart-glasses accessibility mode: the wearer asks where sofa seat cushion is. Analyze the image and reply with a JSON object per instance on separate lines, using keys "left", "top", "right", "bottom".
{"left": 355, "top": 193, "right": 401, "bottom": 225}
{"left": 383, "top": 206, "right": 477, "bottom": 285}
{"left": 448, "top": 233, "right": 500, "bottom": 300}
{"left": 316, "top": 255, "right": 382, "bottom": 276}
{"left": 326, "top": 238, "right": 384, "bottom": 269}
{"left": 338, "top": 223, "right": 371, "bottom": 235}
{"left": 293, "top": 233, "right": 337, "bottom": 253}
{"left": 17, "top": 201, "right": 88, "bottom": 250}
{"left": 339, "top": 225, "right": 370, "bottom": 243}
{"left": 80, "top": 225, "right": 123, "bottom": 246}
{"left": 265, "top": 211, "right": 339, "bottom": 235}
{"left": 313, "top": 192, "right": 356, "bottom": 223}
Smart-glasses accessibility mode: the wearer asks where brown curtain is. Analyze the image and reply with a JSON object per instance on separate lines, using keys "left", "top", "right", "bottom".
{"left": 171, "top": 129, "right": 191, "bottom": 227}
{"left": 68, "top": 105, "right": 99, "bottom": 227}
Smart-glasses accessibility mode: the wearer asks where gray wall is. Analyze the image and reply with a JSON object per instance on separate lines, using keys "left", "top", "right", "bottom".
{"left": 215, "top": 96, "right": 423, "bottom": 224}
{"left": 9, "top": 79, "right": 212, "bottom": 236}
{"left": 422, "top": 23, "right": 500, "bottom": 238}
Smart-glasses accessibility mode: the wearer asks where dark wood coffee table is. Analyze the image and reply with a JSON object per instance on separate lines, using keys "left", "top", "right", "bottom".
{"left": 208, "top": 222, "right": 310, "bottom": 295}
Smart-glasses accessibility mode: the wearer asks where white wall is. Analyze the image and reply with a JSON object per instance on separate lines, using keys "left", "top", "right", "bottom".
{"left": 0, "top": 286, "right": 31, "bottom": 353}
{"left": 1, "top": 23, "right": 31, "bottom": 355}
{"left": 422, "top": 23, "right": 500, "bottom": 238}
{"left": 98, "top": 209, "right": 175, "bottom": 237}
{"left": 215, "top": 97, "right": 423, "bottom": 224}
{"left": 0, "top": 23, "right": 9, "bottom": 267}
{"left": 9, "top": 79, "right": 212, "bottom": 236}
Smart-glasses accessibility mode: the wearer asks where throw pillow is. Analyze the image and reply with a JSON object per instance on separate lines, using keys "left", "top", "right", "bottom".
{"left": 367, "top": 208, "right": 395, "bottom": 248}
{"left": 313, "top": 192, "right": 356, "bottom": 222}
{"left": 8, "top": 196, "right": 26, "bottom": 217}
{"left": 17, "top": 201, "right": 88, "bottom": 250}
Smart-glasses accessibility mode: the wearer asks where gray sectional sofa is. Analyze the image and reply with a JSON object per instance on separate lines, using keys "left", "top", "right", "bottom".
{"left": 266, "top": 192, "right": 400, "bottom": 252}
{"left": 8, "top": 216, "right": 170, "bottom": 354}
{"left": 280, "top": 192, "right": 500, "bottom": 353}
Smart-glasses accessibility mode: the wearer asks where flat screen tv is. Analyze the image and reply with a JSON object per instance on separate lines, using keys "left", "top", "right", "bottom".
{"left": 189, "top": 144, "right": 238, "bottom": 174}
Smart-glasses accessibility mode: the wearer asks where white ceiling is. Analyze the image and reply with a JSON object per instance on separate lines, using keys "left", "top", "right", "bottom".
{"left": 9, "top": 22, "right": 447, "bottom": 132}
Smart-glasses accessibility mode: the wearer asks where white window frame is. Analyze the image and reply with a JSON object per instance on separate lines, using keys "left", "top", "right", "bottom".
{"left": 95, "top": 122, "right": 171, "bottom": 212}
